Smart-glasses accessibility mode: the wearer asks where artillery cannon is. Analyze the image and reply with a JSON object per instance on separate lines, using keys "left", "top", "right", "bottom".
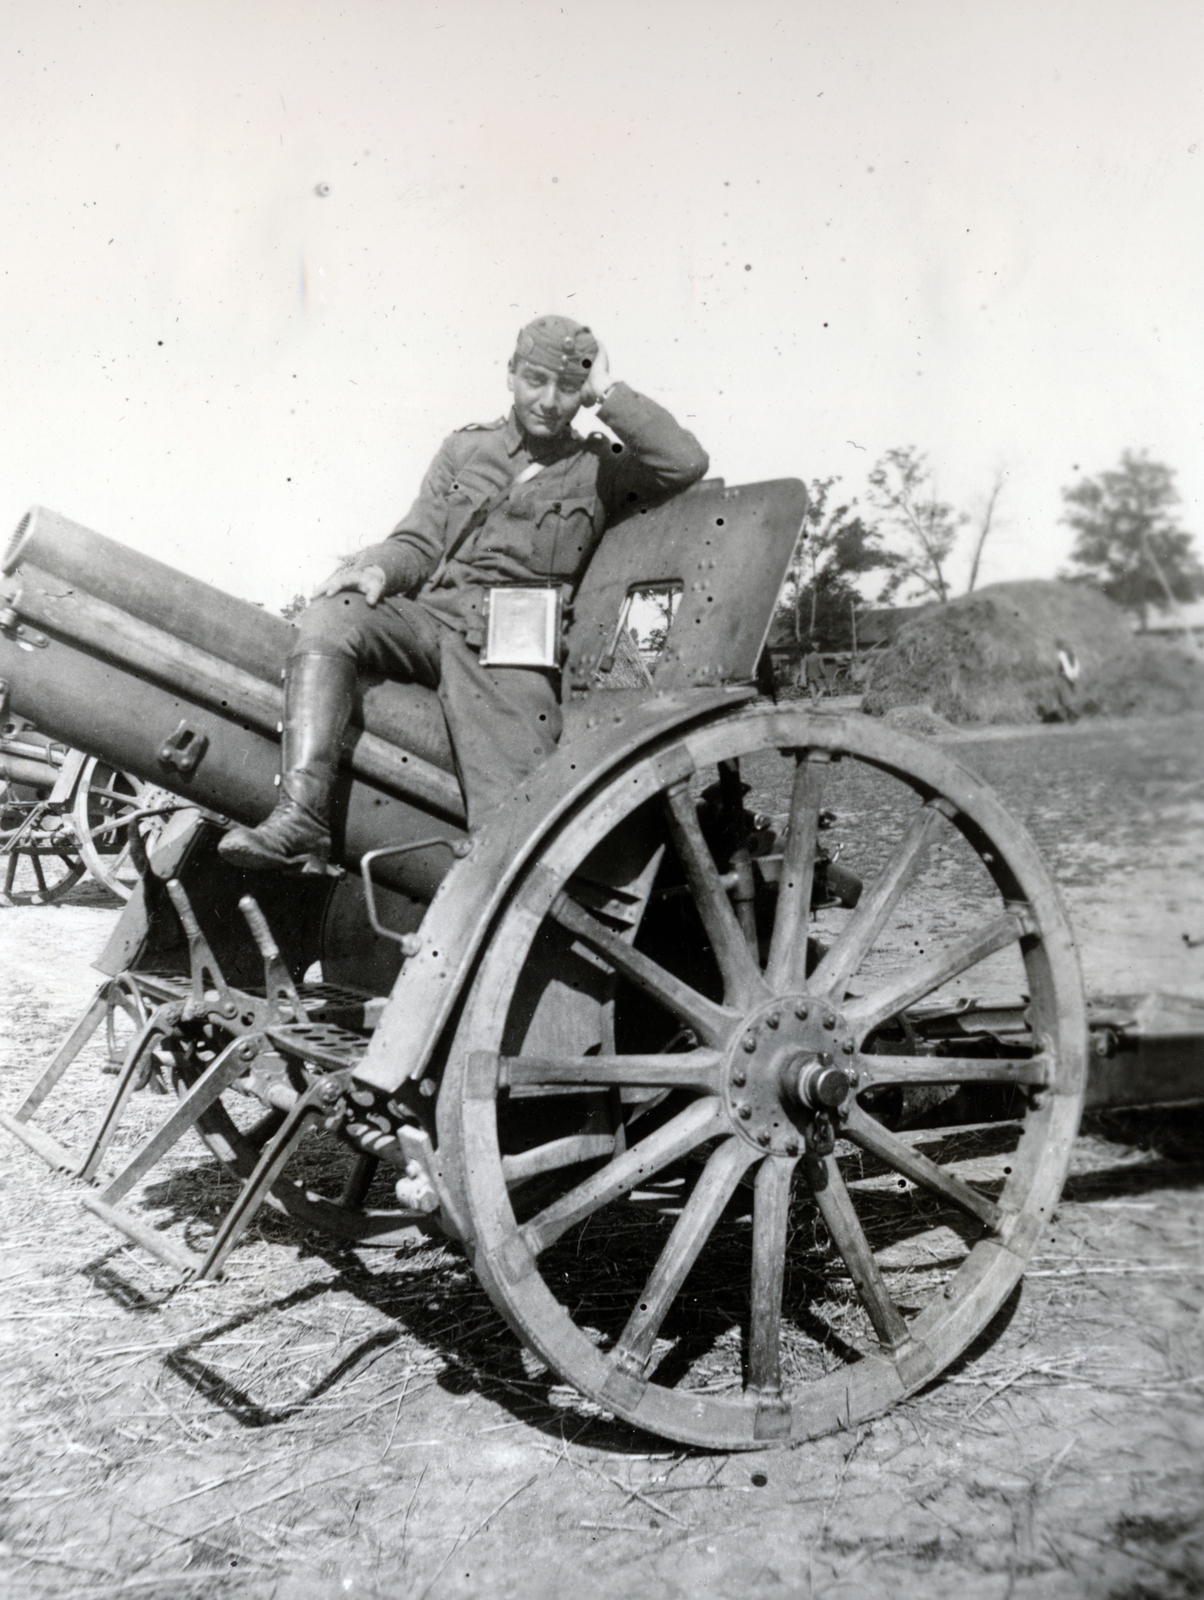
{"left": 1, "top": 490, "right": 1200, "bottom": 1452}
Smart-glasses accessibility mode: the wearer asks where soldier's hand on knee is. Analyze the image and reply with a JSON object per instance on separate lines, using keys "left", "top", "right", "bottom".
{"left": 311, "top": 563, "right": 387, "bottom": 607}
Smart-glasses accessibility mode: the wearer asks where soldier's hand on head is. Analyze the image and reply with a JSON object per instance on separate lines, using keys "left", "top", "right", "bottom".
{"left": 581, "top": 343, "right": 615, "bottom": 408}
{"left": 311, "top": 563, "right": 388, "bottom": 607}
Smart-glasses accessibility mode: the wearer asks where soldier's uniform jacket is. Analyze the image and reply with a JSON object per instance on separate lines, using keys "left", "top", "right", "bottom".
{"left": 360, "top": 382, "right": 709, "bottom": 647}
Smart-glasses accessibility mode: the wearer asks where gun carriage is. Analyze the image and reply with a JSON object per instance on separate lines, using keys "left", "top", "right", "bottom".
{"left": 1, "top": 489, "right": 1200, "bottom": 1451}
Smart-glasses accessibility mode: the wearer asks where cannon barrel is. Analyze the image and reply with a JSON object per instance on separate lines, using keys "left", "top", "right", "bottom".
{"left": 4, "top": 508, "right": 457, "bottom": 783}
{"left": 0, "top": 752, "right": 61, "bottom": 790}
{"left": 0, "top": 729, "right": 66, "bottom": 792}
{"left": 0, "top": 508, "right": 467, "bottom": 900}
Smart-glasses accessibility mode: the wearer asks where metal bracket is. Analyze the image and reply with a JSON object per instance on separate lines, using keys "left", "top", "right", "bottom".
{"left": 805, "top": 1110, "right": 836, "bottom": 1156}
{"left": 0, "top": 586, "right": 48, "bottom": 648}
{"left": 239, "top": 894, "right": 309, "bottom": 1025}
{"left": 360, "top": 836, "right": 471, "bottom": 955}
{"left": 164, "top": 877, "right": 235, "bottom": 1020}
{"left": 158, "top": 721, "right": 209, "bottom": 775}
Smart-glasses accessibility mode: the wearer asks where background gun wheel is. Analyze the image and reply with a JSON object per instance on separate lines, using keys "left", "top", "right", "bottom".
{"left": 71, "top": 757, "right": 175, "bottom": 902}
{"left": 0, "top": 803, "right": 85, "bottom": 905}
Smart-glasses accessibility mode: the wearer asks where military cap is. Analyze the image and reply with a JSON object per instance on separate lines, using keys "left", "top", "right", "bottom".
{"left": 513, "top": 315, "right": 599, "bottom": 379}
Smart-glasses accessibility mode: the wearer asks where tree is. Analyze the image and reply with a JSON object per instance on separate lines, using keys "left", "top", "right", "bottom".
{"left": 1060, "top": 451, "right": 1203, "bottom": 625}
{"left": 776, "top": 477, "right": 891, "bottom": 651}
{"left": 965, "top": 470, "right": 1006, "bottom": 594}
{"left": 866, "top": 446, "right": 967, "bottom": 604}
{"left": 280, "top": 592, "right": 309, "bottom": 621}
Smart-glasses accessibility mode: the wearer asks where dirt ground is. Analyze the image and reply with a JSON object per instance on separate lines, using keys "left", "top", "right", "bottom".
{"left": 2, "top": 712, "right": 1203, "bottom": 1600}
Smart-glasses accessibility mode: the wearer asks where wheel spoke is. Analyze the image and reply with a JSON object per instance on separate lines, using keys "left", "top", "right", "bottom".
{"left": 716, "top": 761, "right": 758, "bottom": 954}
{"left": 765, "top": 752, "right": 828, "bottom": 993}
{"left": 747, "top": 1154, "right": 796, "bottom": 1396}
{"left": 609, "top": 1137, "right": 755, "bottom": 1378}
{"left": 855, "top": 1052, "right": 1052, "bottom": 1089}
{"left": 503, "top": 1050, "right": 723, "bottom": 1096}
{"left": 808, "top": 1151, "right": 910, "bottom": 1351}
{"left": 810, "top": 801, "right": 948, "bottom": 1000}
{"left": 89, "top": 782, "right": 140, "bottom": 805}
{"left": 551, "top": 891, "right": 739, "bottom": 1048}
{"left": 30, "top": 851, "right": 47, "bottom": 896}
{"left": 502, "top": 1134, "right": 617, "bottom": 1184}
{"left": 663, "top": 783, "right": 767, "bottom": 1009}
{"left": 844, "top": 908, "right": 1034, "bottom": 1040}
{"left": 521, "top": 1095, "right": 726, "bottom": 1257}
{"left": 80, "top": 803, "right": 170, "bottom": 842}
{"left": 841, "top": 1101, "right": 1004, "bottom": 1229}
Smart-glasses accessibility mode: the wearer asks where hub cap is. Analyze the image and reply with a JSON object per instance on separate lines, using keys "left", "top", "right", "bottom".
{"left": 721, "top": 996, "right": 856, "bottom": 1155}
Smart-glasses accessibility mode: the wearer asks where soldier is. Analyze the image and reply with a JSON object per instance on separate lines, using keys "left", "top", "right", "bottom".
{"left": 219, "top": 315, "right": 709, "bottom": 870}
{"left": 1055, "top": 638, "right": 1081, "bottom": 721}
{"left": 801, "top": 646, "right": 827, "bottom": 703}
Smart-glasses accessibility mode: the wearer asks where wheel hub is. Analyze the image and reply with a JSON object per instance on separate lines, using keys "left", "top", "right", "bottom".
{"left": 721, "top": 996, "right": 857, "bottom": 1155}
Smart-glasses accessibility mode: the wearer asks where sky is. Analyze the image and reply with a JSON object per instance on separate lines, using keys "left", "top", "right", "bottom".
{"left": 2, "top": 0, "right": 1202, "bottom": 610}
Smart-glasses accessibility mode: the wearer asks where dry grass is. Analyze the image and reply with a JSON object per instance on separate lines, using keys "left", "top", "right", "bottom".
{"left": 2, "top": 1015, "right": 1204, "bottom": 1599}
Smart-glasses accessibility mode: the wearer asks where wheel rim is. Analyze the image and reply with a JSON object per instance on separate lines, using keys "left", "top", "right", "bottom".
{"left": 440, "top": 706, "right": 1087, "bottom": 1449}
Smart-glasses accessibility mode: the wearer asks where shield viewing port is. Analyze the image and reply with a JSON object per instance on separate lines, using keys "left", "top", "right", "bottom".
{"left": 598, "top": 582, "right": 684, "bottom": 679}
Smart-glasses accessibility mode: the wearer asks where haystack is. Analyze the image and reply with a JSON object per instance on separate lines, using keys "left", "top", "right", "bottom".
{"left": 861, "top": 579, "right": 1204, "bottom": 725}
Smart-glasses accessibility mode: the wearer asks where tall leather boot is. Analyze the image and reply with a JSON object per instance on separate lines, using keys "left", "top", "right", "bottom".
{"left": 217, "top": 652, "right": 356, "bottom": 872}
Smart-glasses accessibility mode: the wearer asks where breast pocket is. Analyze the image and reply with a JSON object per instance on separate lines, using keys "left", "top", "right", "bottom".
{"left": 530, "top": 495, "right": 604, "bottom": 579}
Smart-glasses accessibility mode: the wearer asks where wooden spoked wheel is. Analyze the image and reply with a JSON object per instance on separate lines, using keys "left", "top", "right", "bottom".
{"left": 71, "top": 758, "right": 175, "bottom": 901}
{"left": 104, "top": 975, "right": 151, "bottom": 1074}
{"left": 167, "top": 1029, "right": 435, "bottom": 1249}
{"left": 440, "top": 707, "right": 1087, "bottom": 1449}
{"left": 0, "top": 803, "right": 85, "bottom": 905}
